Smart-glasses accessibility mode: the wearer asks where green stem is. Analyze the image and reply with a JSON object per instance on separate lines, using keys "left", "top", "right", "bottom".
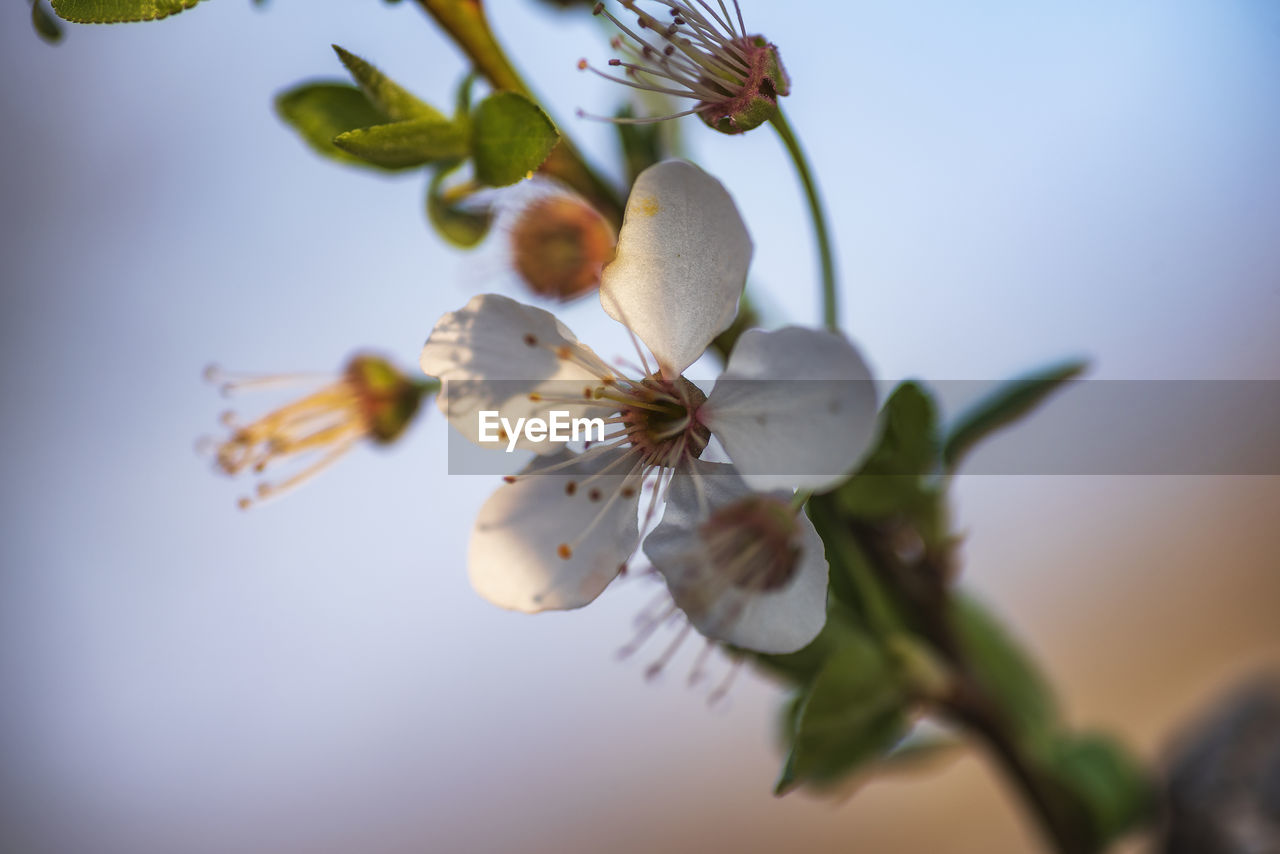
{"left": 411, "top": 0, "right": 625, "bottom": 227}
{"left": 942, "top": 679, "right": 1099, "bottom": 854}
{"left": 770, "top": 107, "right": 839, "bottom": 330}
{"left": 848, "top": 520, "right": 1100, "bottom": 854}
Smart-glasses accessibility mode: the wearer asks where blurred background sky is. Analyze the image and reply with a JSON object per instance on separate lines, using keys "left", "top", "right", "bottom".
{"left": 1, "top": 1, "right": 1278, "bottom": 852}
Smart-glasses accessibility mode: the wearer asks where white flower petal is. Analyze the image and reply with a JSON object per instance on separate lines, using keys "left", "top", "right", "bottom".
{"left": 469, "top": 448, "right": 643, "bottom": 612}
{"left": 599, "top": 160, "right": 752, "bottom": 378}
{"left": 643, "top": 462, "right": 829, "bottom": 654}
{"left": 421, "top": 293, "right": 614, "bottom": 451}
{"left": 701, "top": 326, "right": 879, "bottom": 492}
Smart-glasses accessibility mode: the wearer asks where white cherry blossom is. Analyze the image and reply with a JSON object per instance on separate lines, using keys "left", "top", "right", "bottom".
{"left": 421, "top": 160, "right": 879, "bottom": 652}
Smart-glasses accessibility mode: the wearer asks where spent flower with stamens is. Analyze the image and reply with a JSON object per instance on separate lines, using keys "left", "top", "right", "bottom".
{"left": 421, "top": 160, "right": 878, "bottom": 653}
{"left": 205, "top": 354, "right": 433, "bottom": 508}
{"left": 580, "top": 0, "right": 789, "bottom": 134}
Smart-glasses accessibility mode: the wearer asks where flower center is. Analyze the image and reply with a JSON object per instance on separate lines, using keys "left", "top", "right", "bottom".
{"left": 699, "top": 495, "right": 801, "bottom": 592}
{"left": 617, "top": 374, "right": 711, "bottom": 465}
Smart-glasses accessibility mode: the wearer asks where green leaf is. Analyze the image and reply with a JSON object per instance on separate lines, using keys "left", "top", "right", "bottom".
{"left": 426, "top": 166, "right": 492, "bottom": 249}
{"left": 470, "top": 92, "right": 559, "bottom": 187}
{"left": 836, "top": 381, "right": 942, "bottom": 519}
{"left": 275, "top": 83, "right": 393, "bottom": 169}
{"left": 874, "top": 733, "right": 963, "bottom": 773}
{"left": 332, "top": 45, "right": 445, "bottom": 123}
{"left": 333, "top": 118, "right": 470, "bottom": 170}
{"left": 943, "top": 359, "right": 1087, "bottom": 472}
{"left": 32, "top": 0, "right": 64, "bottom": 42}
{"left": 775, "top": 635, "right": 911, "bottom": 794}
{"left": 751, "top": 599, "right": 869, "bottom": 686}
{"left": 51, "top": 0, "right": 200, "bottom": 22}
{"left": 953, "top": 594, "right": 1058, "bottom": 747}
{"left": 861, "top": 381, "right": 940, "bottom": 478}
{"left": 1046, "top": 732, "right": 1152, "bottom": 845}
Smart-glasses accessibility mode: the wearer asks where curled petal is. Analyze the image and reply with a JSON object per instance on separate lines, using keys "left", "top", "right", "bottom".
{"left": 469, "top": 448, "right": 642, "bottom": 612}
{"left": 600, "top": 160, "right": 752, "bottom": 378}
{"left": 643, "top": 461, "right": 829, "bottom": 654}
{"left": 421, "top": 294, "right": 613, "bottom": 451}
{"left": 701, "top": 327, "right": 879, "bottom": 492}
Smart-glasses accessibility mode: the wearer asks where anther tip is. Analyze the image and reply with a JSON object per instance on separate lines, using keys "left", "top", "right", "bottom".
{"left": 557, "top": 543, "right": 573, "bottom": 560}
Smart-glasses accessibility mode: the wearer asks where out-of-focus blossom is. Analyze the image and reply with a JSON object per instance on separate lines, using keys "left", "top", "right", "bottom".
{"left": 506, "top": 189, "right": 617, "bottom": 301}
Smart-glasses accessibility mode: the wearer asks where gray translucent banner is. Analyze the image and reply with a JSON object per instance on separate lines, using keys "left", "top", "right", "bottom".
{"left": 443, "top": 379, "right": 1280, "bottom": 476}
